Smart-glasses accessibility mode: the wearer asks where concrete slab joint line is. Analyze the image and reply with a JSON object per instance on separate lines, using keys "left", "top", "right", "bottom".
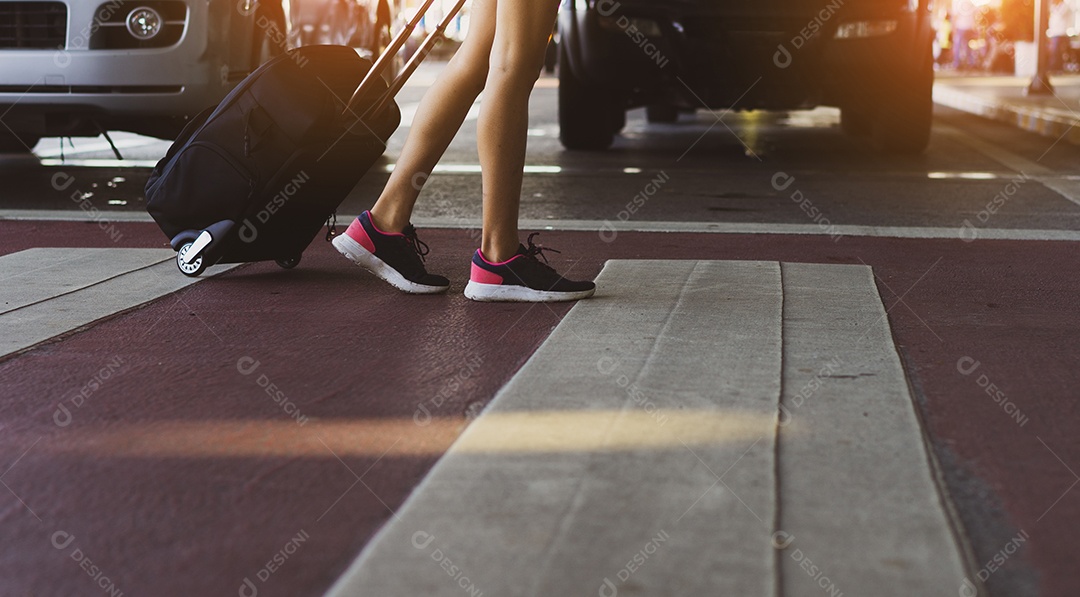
{"left": 326, "top": 259, "right": 969, "bottom": 597}
{"left": 0, "top": 248, "right": 237, "bottom": 358}
{"left": 776, "top": 262, "right": 970, "bottom": 597}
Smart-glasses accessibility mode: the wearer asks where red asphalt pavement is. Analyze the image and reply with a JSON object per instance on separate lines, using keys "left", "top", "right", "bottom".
{"left": 1, "top": 220, "right": 1077, "bottom": 596}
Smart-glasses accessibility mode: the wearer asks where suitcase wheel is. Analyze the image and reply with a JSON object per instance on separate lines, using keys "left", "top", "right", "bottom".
{"left": 276, "top": 255, "right": 301, "bottom": 270}
{"left": 177, "top": 241, "right": 208, "bottom": 277}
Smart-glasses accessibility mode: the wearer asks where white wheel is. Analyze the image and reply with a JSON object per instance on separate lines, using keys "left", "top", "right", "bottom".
{"left": 177, "top": 242, "right": 207, "bottom": 277}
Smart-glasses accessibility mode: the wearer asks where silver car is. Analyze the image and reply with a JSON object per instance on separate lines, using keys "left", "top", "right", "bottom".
{"left": 0, "top": 0, "right": 393, "bottom": 153}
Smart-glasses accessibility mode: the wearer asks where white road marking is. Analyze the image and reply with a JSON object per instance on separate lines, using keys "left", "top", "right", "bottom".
{"left": 34, "top": 137, "right": 163, "bottom": 158}
{"left": 4, "top": 210, "right": 1079, "bottom": 241}
{"left": 381, "top": 163, "right": 561, "bottom": 174}
{"left": 37, "top": 158, "right": 162, "bottom": 168}
{"left": 1034, "top": 178, "right": 1080, "bottom": 208}
{"left": 936, "top": 124, "right": 1052, "bottom": 175}
{"left": 937, "top": 124, "right": 1080, "bottom": 207}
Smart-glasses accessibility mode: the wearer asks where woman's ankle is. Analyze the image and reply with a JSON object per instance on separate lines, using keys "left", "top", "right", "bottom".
{"left": 481, "top": 239, "right": 521, "bottom": 264}
{"left": 368, "top": 206, "right": 410, "bottom": 234}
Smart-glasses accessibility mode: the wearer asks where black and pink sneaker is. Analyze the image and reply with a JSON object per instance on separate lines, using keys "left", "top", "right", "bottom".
{"left": 332, "top": 211, "right": 450, "bottom": 294}
{"left": 464, "top": 234, "right": 596, "bottom": 302}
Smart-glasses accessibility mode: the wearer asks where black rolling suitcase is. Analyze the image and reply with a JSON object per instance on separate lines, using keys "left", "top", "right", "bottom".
{"left": 145, "top": 0, "right": 465, "bottom": 277}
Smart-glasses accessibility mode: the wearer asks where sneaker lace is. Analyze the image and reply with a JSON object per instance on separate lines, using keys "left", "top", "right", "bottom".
{"left": 523, "top": 233, "right": 561, "bottom": 271}
{"left": 403, "top": 226, "right": 431, "bottom": 263}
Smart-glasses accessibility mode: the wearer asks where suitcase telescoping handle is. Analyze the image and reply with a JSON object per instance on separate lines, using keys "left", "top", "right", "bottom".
{"left": 344, "top": 0, "right": 469, "bottom": 117}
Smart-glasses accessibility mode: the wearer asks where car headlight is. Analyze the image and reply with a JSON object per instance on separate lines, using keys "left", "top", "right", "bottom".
{"left": 834, "top": 20, "right": 898, "bottom": 40}
{"left": 126, "top": 6, "right": 163, "bottom": 40}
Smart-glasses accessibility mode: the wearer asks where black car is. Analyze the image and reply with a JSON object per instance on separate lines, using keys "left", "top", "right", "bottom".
{"left": 557, "top": 0, "right": 935, "bottom": 153}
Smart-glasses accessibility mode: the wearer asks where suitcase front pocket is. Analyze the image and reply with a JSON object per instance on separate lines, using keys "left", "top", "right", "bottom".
{"left": 150, "top": 141, "right": 256, "bottom": 232}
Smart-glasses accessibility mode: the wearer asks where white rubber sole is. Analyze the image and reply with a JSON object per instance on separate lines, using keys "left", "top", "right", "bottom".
{"left": 464, "top": 280, "right": 595, "bottom": 303}
{"left": 332, "top": 234, "right": 448, "bottom": 295}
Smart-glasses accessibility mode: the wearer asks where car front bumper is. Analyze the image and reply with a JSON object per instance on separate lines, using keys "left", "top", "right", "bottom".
{"left": 0, "top": 0, "right": 253, "bottom": 137}
{"left": 560, "top": 0, "right": 933, "bottom": 111}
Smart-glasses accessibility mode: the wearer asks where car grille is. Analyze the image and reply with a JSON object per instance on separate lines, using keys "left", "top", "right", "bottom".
{"left": 0, "top": 84, "right": 183, "bottom": 94}
{"left": 0, "top": 2, "right": 68, "bottom": 49}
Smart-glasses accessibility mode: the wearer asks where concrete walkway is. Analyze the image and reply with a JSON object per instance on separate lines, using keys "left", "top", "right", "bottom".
{"left": 327, "top": 260, "right": 970, "bottom": 597}
{"left": 0, "top": 248, "right": 235, "bottom": 357}
{"left": 934, "top": 74, "right": 1080, "bottom": 145}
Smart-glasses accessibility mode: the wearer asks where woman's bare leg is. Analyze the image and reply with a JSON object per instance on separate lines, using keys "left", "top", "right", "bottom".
{"left": 368, "top": 0, "right": 497, "bottom": 233}
{"left": 478, "top": 0, "right": 560, "bottom": 263}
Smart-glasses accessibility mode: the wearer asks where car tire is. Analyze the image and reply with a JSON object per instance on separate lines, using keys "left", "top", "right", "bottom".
{"left": 871, "top": 54, "right": 933, "bottom": 154}
{"left": 558, "top": 43, "right": 618, "bottom": 151}
{"left": 840, "top": 107, "right": 872, "bottom": 137}
{"left": 0, "top": 132, "right": 41, "bottom": 154}
{"left": 646, "top": 105, "right": 679, "bottom": 124}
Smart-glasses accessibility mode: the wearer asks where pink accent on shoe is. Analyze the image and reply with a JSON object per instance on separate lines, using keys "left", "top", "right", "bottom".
{"left": 476, "top": 249, "right": 522, "bottom": 267}
{"left": 471, "top": 262, "right": 504, "bottom": 285}
{"left": 365, "top": 211, "right": 407, "bottom": 238}
{"left": 345, "top": 218, "right": 376, "bottom": 254}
